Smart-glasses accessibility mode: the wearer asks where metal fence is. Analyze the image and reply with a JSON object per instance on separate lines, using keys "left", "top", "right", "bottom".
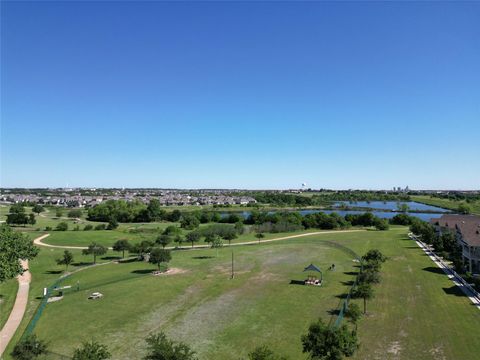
{"left": 321, "top": 240, "right": 363, "bottom": 328}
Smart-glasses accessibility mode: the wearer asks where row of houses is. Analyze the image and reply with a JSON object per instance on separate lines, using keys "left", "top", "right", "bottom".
{"left": 431, "top": 214, "right": 480, "bottom": 274}
{"left": 0, "top": 193, "right": 257, "bottom": 207}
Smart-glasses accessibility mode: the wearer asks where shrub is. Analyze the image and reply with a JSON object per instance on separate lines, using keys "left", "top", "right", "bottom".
{"left": 84, "top": 224, "right": 93, "bottom": 231}
{"left": 55, "top": 222, "right": 68, "bottom": 231}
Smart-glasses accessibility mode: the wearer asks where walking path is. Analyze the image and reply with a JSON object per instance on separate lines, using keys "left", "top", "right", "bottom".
{"left": 411, "top": 233, "right": 480, "bottom": 310}
{"left": 0, "top": 260, "right": 31, "bottom": 357}
{"left": 33, "top": 229, "right": 364, "bottom": 250}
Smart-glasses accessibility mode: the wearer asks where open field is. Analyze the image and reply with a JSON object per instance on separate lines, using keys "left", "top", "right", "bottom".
{"left": 411, "top": 195, "right": 480, "bottom": 215}
{"left": 4, "top": 227, "right": 480, "bottom": 359}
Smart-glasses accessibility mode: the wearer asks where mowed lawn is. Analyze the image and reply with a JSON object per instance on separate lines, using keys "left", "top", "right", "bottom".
{"left": 4, "top": 228, "right": 480, "bottom": 359}
{"left": 22, "top": 240, "right": 357, "bottom": 359}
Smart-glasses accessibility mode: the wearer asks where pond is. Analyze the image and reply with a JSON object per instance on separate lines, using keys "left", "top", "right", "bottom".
{"left": 221, "top": 201, "right": 450, "bottom": 222}
{"left": 333, "top": 201, "right": 448, "bottom": 213}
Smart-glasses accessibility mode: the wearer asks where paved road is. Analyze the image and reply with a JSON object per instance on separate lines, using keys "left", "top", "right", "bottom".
{"left": 33, "top": 230, "right": 364, "bottom": 250}
{"left": 0, "top": 260, "right": 31, "bottom": 357}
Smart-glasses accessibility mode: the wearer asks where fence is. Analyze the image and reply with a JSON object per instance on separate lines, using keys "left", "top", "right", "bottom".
{"left": 22, "top": 274, "right": 74, "bottom": 339}
{"left": 321, "top": 240, "right": 363, "bottom": 328}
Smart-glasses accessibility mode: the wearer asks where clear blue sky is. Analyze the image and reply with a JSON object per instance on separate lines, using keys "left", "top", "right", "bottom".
{"left": 1, "top": 1, "right": 479, "bottom": 190}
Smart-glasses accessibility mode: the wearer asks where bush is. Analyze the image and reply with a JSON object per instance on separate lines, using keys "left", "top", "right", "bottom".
{"left": 73, "top": 225, "right": 80, "bottom": 231}
{"left": 84, "top": 224, "right": 93, "bottom": 231}
{"left": 11, "top": 334, "right": 48, "bottom": 360}
{"left": 45, "top": 226, "right": 52, "bottom": 231}
{"left": 95, "top": 224, "right": 106, "bottom": 231}
{"left": 374, "top": 219, "right": 389, "bottom": 231}
{"left": 55, "top": 222, "right": 68, "bottom": 231}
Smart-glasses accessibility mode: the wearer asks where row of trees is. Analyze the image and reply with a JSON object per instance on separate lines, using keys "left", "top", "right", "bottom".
{"left": 5, "top": 204, "right": 36, "bottom": 226}
{"left": 12, "top": 332, "right": 197, "bottom": 360}
{"left": 409, "top": 219, "right": 464, "bottom": 272}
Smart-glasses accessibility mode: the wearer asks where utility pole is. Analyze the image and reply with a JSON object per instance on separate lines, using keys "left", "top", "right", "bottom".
{"left": 231, "top": 250, "right": 234, "bottom": 279}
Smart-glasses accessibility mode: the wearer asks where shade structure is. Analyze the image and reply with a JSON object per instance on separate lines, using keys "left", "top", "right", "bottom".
{"left": 303, "top": 264, "right": 322, "bottom": 273}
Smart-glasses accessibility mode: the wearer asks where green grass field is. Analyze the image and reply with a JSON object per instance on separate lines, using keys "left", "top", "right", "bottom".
{"left": 0, "top": 279, "right": 18, "bottom": 330}
{"left": 411, "top": 195, "right": 480, "bottom": 215}
{"left": 4, "top": 227, "right": 480, "bottom": 359}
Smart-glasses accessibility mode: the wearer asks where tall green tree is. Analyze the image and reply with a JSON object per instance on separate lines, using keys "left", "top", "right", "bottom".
{"left": 186, "top": 231, "right": 201, "bottom": 248}
{"left": 132, "top": 240, "right": 154, "bottom": 260}
{"left": 82, "top": 242, "right": 108, "bottom": 264}
{"left": 353, "top": 283, "right": 374, "bottom": 314}
{"left": 143, "top": 332, "right": 197, "bottom": 360}
{"left": 210, "top": 235, "right": 224, "bottom": 257}
{"left": 0, "top": 225, "right": 39, "bottom": 282}
{"left": 32, "top": 204, "right": 44, "bottom": 215}
{"left": 56, "top": 250, "right": 74, "bottom": 271}
{"left": 301, "top": 318, "right": 358, "bottom": 360}
{"left": 112, "top": 239, "right": 131, "bottom": 258}
{"left": 149, "top": 248, "right": 172, "bottom": 271}
{"left": 156, "top": 235, "right": 172, "bottom": 249}
{"left": 72, "top": 341, "right": 111, "bottom": 360}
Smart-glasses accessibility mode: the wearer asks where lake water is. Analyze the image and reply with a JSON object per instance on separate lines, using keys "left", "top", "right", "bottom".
{"left": 221, "top": 201, "right": 450, "bottom": 222}
{"left": 333, "top": 201, "right": 448, "bottom": 212}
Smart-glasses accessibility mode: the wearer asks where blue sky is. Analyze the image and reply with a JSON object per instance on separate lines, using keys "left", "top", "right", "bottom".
{"left": 1, "top": 1, "right": 479, "bottom": 189}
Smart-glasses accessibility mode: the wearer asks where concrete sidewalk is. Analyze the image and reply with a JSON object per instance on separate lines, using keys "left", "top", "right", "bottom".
{"left": 0, "top": 260, "right": 31, "bottom": 357}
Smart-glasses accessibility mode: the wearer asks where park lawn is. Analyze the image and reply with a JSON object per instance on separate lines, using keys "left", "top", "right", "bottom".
{"left": 4, "top": 228, "right": 480, "bottom": 359}
{"left": 411, "top": 195, "right": 480, "bottom": 215}
{"left": 0, "top": 279, "right": 18, "bottom": 330}
{"left": 3, "top": 241, "right": 120, "bottom": 358}
{"left": 340, "top": 228, "right": 480, "bottom": 360}
{"left": 19, "top": 239, "right": 357, "bottom": 359}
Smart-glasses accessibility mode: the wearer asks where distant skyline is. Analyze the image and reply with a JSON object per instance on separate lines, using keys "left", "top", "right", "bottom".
{"left": 1, "top": 1, "right": 479, "bottom": 190}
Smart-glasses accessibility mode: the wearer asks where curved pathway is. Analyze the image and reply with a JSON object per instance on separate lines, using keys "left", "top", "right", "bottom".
{"left": 33, "top": 229, "right": 364, "bottom": 250}
{"left": 0, "top": 260, "right": 31, "bottom": 357}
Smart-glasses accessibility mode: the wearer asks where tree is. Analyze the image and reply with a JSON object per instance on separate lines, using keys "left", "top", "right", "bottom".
{"left": 147, "top": 199, "right": 166, "bottom": 221}
{"left": 55, "top": 208, "right": 63, "bottom": 218}
{"left": 210, "top": 236, "right": 224, "bottom": 257}
{"left": 112, "top": 239, "right": 131, "bottom": 258}
{"left": 234, "top": 221, "right": 245, "bottom": 235}
{"left": 374, "top": 218, "right": 389, "bottom": 231}
{"left": 163, "top": 225, "right": 182, "bottom": 236}
{"left": 32, "top": 204, "right": 44, "bottom": 215}
{"left": 56, "top": 250, "right": 74, "bottom": 271}
{"left": 0, "top": 225, "right": 39, "bottom": 282}
{"left": 6, "top": 212, "right": 30, "bottom": 226}
{"left": 180, "top": 214, "right": 200, "bottom": 230}
{"left": 301, "top": 318, "right": 358, "bottom": 360}
{"left": 144, "top": 332, "right": 197, "bottom": 360}
{"left": 353, "top": 283, "right": 374, "bottom": 314}
{"left": 186, "top": 231, "right": 201, "bottom": 248}
{"left": 156, "top": 235, "right": 172, "bottom": 249}
{"left": 55, "top": 222, "right": 68, "bottom": 231}
{"left": 344, "top": 303, "right": 362, "bottom": 325}
{"left": 72, "top": 340, "right": 111, "bottom": 360}
{"left": 10, "top": 203, "right": 26, "bottom": 214}
{"left": 362, "top": 249, "right": 386, "bottom": 265}
{"left": 11, "top": 334, "right": 48, "bottom": 360}
{"left": 132, "top": 240, "right": 154, "bottom": 260}
{"left": 255, "top": 233, "right": 265, "bottom": 244}
{"left": 149, "top": 248, "right": 172, "bottom": 271}
{"left": 28, "top": 213, "right": 36, "bottom": 225}
{"left": 82, "top": 242, "right": 107, "bottom": 264}
{"left": 106, "top": 218, "right": 118, "bottom": 230}
{"left": 168, "top": 210, "right": 182, "bottom": 222}
{"left": 396, "top": 203, "right": 409, "bottom": 213}
{"left": 68, "top": 209, "right": 83, "bottom": 218}
{"left": 458, "top": 202, "right": 471, "bottom": 214}
{"left": 248, "top": 346, "right": 288, "bottom": 360}
{"left": 358, "top": 268, "right": 381, "bottom": 284}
